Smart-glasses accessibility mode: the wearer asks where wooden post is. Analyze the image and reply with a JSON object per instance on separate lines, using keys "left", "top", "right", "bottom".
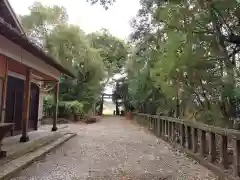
{"left": 233, "top": 139, "right": 240, "bottom": 177}
{"left": 187, "top": 126, "right": 192, "bottom": 150}
{"left": 52, "top": 81, "right": 59, "bottom": 131}
{"left": 159, "top": 119, "right": 163, "bottom": 136}
{"left": 157, "top": 117, "right": 161, "bottom": 137}
{"left": 171, "top": 122, "right": 175, "bottom": 142}
{"left": 168, "top": 121, "right": 172, "bottom": 140}
{"left": 220, "top": 135, "right": 228, "bottom": 169}
{"left": 162, "top": 120, "right": 165, "bottom": 136}
{"left": 20, "top": 68, "right": 32, "bottom": 142}
{"left": 200, "top": 130, "right": 206, "bottom": 157}
{"left": 164, "top": 120, "right": 168, "bottom": 138}
{"left": 154, "top": 118, "right": 157, "bottom": 134}
{"left": 209, "top": 132, "right": 216, "bottom": 163}
{"left": 1, "top": 57, "right": 8, "bottom": 123}
{"left": 192, "top": 128, "right": 198, "bottom": 153}
{"left": 180, "top": 124, "right": 186, "bottom": 147}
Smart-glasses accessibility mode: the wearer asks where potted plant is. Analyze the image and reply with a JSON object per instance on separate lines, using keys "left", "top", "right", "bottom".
{"left": 72, "top": 101, "right": 84, "bottom": 121}
{"left": 64, "top": 102, "right": 75, "bottom": 121}
{"left": 125, "top": 102, "right": 134, "bottom": 120}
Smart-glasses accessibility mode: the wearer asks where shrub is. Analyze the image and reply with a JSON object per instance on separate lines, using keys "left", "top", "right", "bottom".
{"left": 44, "top": 97, "right": 85, "bottom": 120}
{"left": 43, "top": 95, "right": 54, "bottom": 117}
{"left": 58, "top": 101, "right": 84, "bottom": 118}
{"left": 71, "top": 101, "right": 84, "bottom": 114}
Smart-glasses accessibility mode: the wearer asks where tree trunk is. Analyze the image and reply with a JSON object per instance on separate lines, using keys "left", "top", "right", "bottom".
{"left": 116, "top": 101, "right": 120, "bottom": 115}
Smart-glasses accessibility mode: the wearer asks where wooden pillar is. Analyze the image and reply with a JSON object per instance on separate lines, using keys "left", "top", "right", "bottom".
{"left": 180, "top": 124, "right": 186, "bottom": 147}
{"left": 220, "top": 135, "right": 228, "bottom": 169}
{"left": 1, "top": 57, "right": 8, "bottom": 123}
{"left": 233, "top": 139, "right": 240, "bottom": 177}
{"left": 200, "top": 130, "right": 206, "bottom": 157}
{"left": 20, "top": 68, "right": 32, "bottom": 142}
{"left": 209, "top": 132, "right": 216, "bottom": 163}
{"left": 168, "top": 121, "right": 172, "bottom": 140}
{"left": 192, "top": 128, "right": 198, "bottom": 153}
{"left": 157, "top": 117, "right": 161, "bottom": 137}
{"left": 52, "top": 81, "right": 59, "bottom": 131}
{"left": 186, "top": 126, "right": 192, "bottom": 150}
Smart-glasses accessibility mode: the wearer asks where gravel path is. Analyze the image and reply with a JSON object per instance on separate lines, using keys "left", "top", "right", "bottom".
{"left": 12, "top": 117, "right": 218, "bottom": 180}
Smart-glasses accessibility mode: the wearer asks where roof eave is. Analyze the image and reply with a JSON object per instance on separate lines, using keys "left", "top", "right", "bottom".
{"left": 0, "top": 20, "right": 76, "bottom": 78}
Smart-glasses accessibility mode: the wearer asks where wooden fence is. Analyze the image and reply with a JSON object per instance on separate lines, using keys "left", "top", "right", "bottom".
{"left": 133, "top": 113, "right": 240, "bottom": 180}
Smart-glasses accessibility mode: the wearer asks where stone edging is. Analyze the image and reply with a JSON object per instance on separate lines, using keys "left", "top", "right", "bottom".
{"left": 0, "top": 133, "right": 76, "bottom": 180}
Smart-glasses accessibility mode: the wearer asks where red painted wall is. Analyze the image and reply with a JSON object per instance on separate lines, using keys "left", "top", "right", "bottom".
{"left": 0, "top": 55, "right": 6, "bottom": 78}
{"left": 8, "top": 58, "right": 26, "bottom": 76}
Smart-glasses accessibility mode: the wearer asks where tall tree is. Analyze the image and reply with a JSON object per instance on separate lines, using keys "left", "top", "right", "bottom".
{"left": 88, "top": 29, "right": 129, "bottom": 90}
{"left": 87, "top": 0, "right": 116, "bottom": 9}
{"left": 20, "top": 2, "right": 68, "bottom": 48}
{"left": 20, "top": 2, "right": 106, "bottom": 112}
{"left": 126, "top": 0, "right": 240, "bottom": 127}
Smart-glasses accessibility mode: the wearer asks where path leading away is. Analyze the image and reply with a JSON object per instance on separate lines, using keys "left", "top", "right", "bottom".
{"left": 12, "top": 117, "right": 218, "bottom": 180}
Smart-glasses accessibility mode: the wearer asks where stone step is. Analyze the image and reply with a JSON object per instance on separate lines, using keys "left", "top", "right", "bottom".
{"left": 0, "top": 133, "right": 63, "bottom": 166}
{"left": 0, "top": 133, "right": 76, "bottom": 180}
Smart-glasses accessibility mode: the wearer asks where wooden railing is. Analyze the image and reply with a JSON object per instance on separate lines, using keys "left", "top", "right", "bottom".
{"left": 132, "top": 113, "right": 240, "bottom": 180}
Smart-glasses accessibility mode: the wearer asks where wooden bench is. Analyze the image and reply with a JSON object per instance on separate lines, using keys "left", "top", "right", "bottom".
{"left": 0, "top": 123, "right": 14, "bottom": 158}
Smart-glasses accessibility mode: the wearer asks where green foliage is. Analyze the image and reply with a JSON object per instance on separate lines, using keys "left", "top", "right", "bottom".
{"left": 87, "top": 0, "right": 116, "bottom": 9}
{"left": 21, "top": 2, "right": 127, "bottom": 117}
{"left": 88, "top": 29, "right": 128, "bottom": 82}
{"left": 43, "top": 95, "right": 54, "bottom": 116}
{"left": 125, "top": 0, "right": 240, "bottom": 127}
{"left": 59, "top": 101, "right": 84, "bottom": 115}
{"left": 20, "top": 2, "right": 68, "bottom": 47}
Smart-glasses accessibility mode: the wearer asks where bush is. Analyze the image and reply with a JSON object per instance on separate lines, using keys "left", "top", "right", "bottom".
{"left": 58, "top": 101, "right": 84, "bottom": 121}
{"left": 43, "top": 95, "right": 54, "bottom": 117}
{"left": 44, "top": 97, "right": 85, "bottom": 121}
{"left": 59, "top": 101, "right": 84, "bottom": 115}
{"left": 71, "top": 101, "right": 84, "bottom": 114}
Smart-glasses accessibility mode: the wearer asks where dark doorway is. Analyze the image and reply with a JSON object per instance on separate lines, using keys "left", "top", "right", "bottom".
{"left": 5, "top": 76, "right": 24, "bottom": 132}
{"left": 29, "top": 83, "right": 39, "bottom": 130}
{"left": 5, "top": 76, "right": 39, "bottom": 134}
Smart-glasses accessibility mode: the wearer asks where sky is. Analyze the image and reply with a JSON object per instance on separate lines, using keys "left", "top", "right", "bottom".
{"left": 8, "top": 0, "right": 140, "bottom": 40}
{"left": 8, "top": 0, "right": 139, "bottom": 95}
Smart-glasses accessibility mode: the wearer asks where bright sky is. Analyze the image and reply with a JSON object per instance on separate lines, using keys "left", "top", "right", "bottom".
{"left": 9, "top": 0, "right": 139, "bottom": 94}
{"left": 8, "top": 0, "right": 140, "bottom": 40}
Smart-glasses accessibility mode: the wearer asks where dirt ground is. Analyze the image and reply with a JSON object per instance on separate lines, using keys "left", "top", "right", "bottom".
{"left": 11, "top": 116, "right": 218, "bottom": 180}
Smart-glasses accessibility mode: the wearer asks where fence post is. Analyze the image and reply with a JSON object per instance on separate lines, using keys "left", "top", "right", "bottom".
{"left": 220, "top": 135, "right": 228, "bottom": 169}
{"left": 192, "top": 128, "right": 198, "bottom": 153}
{"left": 234, "top": 139, "right": 240, "bottom": 177}
{"left": 157, "top": 117, "right": 161, "bottom": 137}
{"left": 171, "top": 122, "right": 176, "bottom": 142}
{"left": 186, "top": 126, "right": 192, "bottom": 150}
{"left": 209, "top": 132, "right": 216, "bottom": 163}
{"left": 180, "top": 124, "right": 186, "bottom": 147}
{"left": 200, "top": 130, "right": 206, "bottom": 157}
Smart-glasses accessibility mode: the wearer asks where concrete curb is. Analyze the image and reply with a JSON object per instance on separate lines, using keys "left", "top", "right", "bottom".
{"left": 0, "top": 133, "right": 76, "bottom": 180}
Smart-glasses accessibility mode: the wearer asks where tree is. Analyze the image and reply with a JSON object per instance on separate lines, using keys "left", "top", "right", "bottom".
{"left": 88, "top": 29, "right": 128, "bottom": 75}
{"left": 125, "top": 0, "right": 240, "bottom": 127}
{"left": 87, "top": 0, "right": 116, "bottom": 9}
{"left": 20, "top": 2, "right": 128, "bottom": 115}
{"left": 20, "top": 2, "right": 68, "bottom": 48}
{"left": 88, "top": 29, "right": 129, "bottom": 101}
{"left": 20, "top": 2, "right": 106, "bottom": 113}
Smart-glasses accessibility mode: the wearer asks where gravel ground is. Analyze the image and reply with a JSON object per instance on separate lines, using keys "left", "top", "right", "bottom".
{"left": 11, "top": 117, "right": 218, "bottom": 180}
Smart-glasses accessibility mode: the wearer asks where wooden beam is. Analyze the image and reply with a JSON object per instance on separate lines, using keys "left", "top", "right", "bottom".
{"left": 52, "top": 81, "right": 59, "bottom": 131}
{"left": 1, "top": 56, "right": 8, "bottom": 123}
{"left": 20, "top": 68, "right": 32, "bottom": 142}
